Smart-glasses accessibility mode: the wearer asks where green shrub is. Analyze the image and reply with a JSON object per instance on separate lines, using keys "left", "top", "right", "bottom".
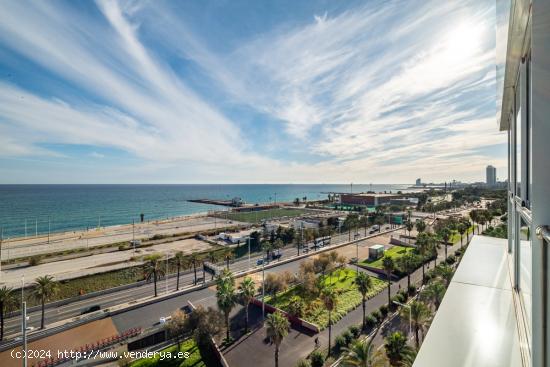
{"left": 334, "top": 335, "right": 347, "bottom": 353}
{"left": 348, "top": 325, "right": 360, "bottom": 338}
{"left": 379, "top": 304, "right": 388, "bottom": 316}
{"left": 118, "top": 244, "right": 127, "bottom": 251}
{"left": 408, "top": 285, "right": 417, "bottom": 295}
{"left": 446, "top": 255, "right": 456, "bottom": 264}
{"left": 296, "top": 359, "right": 311, "bottom": 367}
{"left": 310, "top": 350, "right": 325, "bottom": 367}
{"left": 28, "top": 255, "right": 42, "bottom": 267}
{"left": 341, "top": 329, "right": 353, "bottom": 345}
{"left": 366, "top": 315, "right": 377, "bottom": 328}
{"left": 371, "top": 310, "right": 382, "bottom": 322}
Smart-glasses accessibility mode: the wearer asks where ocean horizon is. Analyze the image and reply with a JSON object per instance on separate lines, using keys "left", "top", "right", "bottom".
{"left": 0, "top": 184, "right": 414, "bottom": 238}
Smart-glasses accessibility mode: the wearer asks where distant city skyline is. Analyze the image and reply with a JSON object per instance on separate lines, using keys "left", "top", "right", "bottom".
{"left": 0, "top": 0, "right": 505, "bottom": 184}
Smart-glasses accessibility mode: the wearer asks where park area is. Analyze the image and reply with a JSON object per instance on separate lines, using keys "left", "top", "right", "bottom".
{"left": 130, "top": 339, "right": 219, "bottom": 367}
{"left": 265, "top": 267, "right": 385, "bottom": 329}
{"left": 359, "top": 245, "right": 414, "bottom": 269}
{"left": 217, "top": 208, "right": 309, "bottom": 223}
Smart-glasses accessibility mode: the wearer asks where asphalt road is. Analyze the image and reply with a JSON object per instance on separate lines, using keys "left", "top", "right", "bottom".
{"left": 1, "top": 227, "right": 378, "bottom": 340}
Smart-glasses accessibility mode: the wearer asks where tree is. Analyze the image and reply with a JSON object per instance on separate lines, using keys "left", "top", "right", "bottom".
{"left": 174, "top": 251, "right": 185, "bottom": 291}
{"left": 189, "top": 253, "right": 201, "bottom": 285}
{"left": 422, "top": 280, "right": 446, "bottom": 310}
{"left": 415, "top": 220, "right": 426, "bottom": 234}
{"left": 355, "top": 272, "right": 372, "bottom": 330}
{"left": 186, "top": 305, "right": 224, "bottom": 347}
{"left": 359, "top": 216, "right": 370, "bottom": 237}
{"left": 382, "top": 256, "right": 394, "bottom": 307}
{"left": 415, "top": 233, "right": 432, "bottom": 284}
{"left": 166, "top": 310, "right": 187, "bottom": 351}
{"left": 143, "top": 254, "right": 166, "bottom": 297}
{"left": 436, "top": 264, "right": 454, "bottom": 287}
{"left": 216, "top": 269, "right": 237, "bottom": 341}
{"left": 294, "top": 197, "right": 301, "bottom": 205}
{"left": 407, "top": 301, "right": 431, "bottom": 349}
{"left": 238, "top": 277, "right": 255, "bottom": 333}
{"left": 261, "top": 240, "right": 273, "bottom": 260}
{"left": 397, "top": 253, "right": 416, "bottom": 291}
{"left": 437, "top": 227, "right": 451, "bottom": 260}
{"left": 321, "top": 286, "right": 338, "bottom": 356}
{"left": 223, "top": 248, "right": 235, "bottom": 270}
{"left": 32, "top": 275, "right": 59, "bottom": 329}
{"left": 405, "top": 220, "right": 414, "bottom": 243}
{"left": 457, "top": 223, "right": 467, "bottom": 249}
{"left": 469, "top": 210, "right": 479, "bottom": 234}
{"left": 0, "top": 286, "right": 16, "bottom": 340}
{"left": 384, "top": 331, "right": 415, "bottom": 367}
{"left": 265, "top": 311, "right": 290, "bottom": 367}
{"left": 342, "top": 338, "right": 389, "bottom": 367}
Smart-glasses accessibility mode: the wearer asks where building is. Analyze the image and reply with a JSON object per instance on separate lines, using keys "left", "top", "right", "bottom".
{"left": 414, "top": 2, "right": 550, "bottom": 366}
{"left": 340, "top": 193, "right": 400, "bottom": 207}
{"left": 415, "top": 178, "right": 422, "bottom": 186}
{"left": 486, "top": 165, "right": 497, "bottom": 186}
{"left": 368, "top": 244, "right": 385, "bottom": 260}
{"left": 291, "top": 218, "right": 320, "bottom": 230}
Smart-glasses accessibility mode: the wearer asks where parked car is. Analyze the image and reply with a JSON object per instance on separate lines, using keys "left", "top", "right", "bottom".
{"left": 256, "top": 258, "right": 264, "bottom": 266}
{"left": 81, "top": 305, "right": 101, "bottom": 315}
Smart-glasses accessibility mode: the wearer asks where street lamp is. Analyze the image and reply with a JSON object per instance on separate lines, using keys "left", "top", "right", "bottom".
{"left": 247, "top": 237, "right": 251, "bottom": 270}
{"left": 393, "top": 300, "right": 411, "bottom": 338}
{"left": 262, "top": 261, "right": 265, "bottom": 320}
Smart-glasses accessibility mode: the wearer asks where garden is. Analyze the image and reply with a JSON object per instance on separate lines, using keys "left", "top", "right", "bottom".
{"left": 219, "top": 208, "right": 309, "bottom": 223}
{"left": 130, "top": 338, "right": 219, "bottom": 367}
{"left": 264, "top": 267, "right": 386, "bottom": 329}
{"left": 359, "top": 245, "right": 414, "bottom": 269}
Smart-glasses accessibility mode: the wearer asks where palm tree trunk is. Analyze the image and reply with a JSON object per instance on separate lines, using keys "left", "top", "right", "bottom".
{"left": 1, "top": 303, "right": 4, "bottom": 340}
{"left": 422, "top": 263, "right": 425, "bottom": 284}
{"left": 275, "top": 345, "right": 279, "bottom": 367}
{"left": 415, "top": 326, "right": 420, "bottom": 349}
{"left": 328, "top": 314, "right": 332, "bottom": 356}
{"left": 362, "top": 297, "right": 366, "bottom": 330}
{"left": 41, "top": 296, "right": 45, "bottom": 329}
{"left": 407, "top": 273, "right": 411, "bottom": 290}
{"left": 193, "top": 263, "right": 197, "bottom": 285}
{"left": 176, "top": 265, "right": 180, "bottom": 291}
{"left": 245, "top": 302, "right": 249, "bottom": 333}
{"left": 444, "top": 243, "right": 447, "bottom": 260}
{"left": 154, "top": 272, "right": 158, "bottom": 297}
{"left": 387, "top": 278, "right": 391, "bottom": 306}
{"left": 226, "top": 313, "right": 230, "bottom": 340}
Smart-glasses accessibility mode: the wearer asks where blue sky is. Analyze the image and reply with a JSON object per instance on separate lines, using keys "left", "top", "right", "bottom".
{"left": 0, "top": 0, "right": 506, "bottom": 184}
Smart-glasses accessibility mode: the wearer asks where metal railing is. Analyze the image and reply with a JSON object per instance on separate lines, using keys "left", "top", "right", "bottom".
{"left": 536, "top": 225, "right": 550, "bottom": 367}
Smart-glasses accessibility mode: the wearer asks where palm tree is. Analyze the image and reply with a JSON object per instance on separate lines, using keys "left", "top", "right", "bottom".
{"left": 223, "top": 248, "right": 235, "bottom": 270}
{"left": 174, "top": 251, "right": 185, "bottom": 291}
{"left": 216, "top": 270, "right": 236, "bottom": 341}
{"left": 0, "top": 286, "right": 16, "bottom": 340}
{"left": 321, "top": 286, "right": 338, "bottom": 356}
{"left": 384, "top": 331, "right": 416, "bottom": 367}
{"left": 397, "top": 253, "right": 416, "bottom": 291}
{"left": 355, "top": 272, "right": 372, "bottom": 330}
{"left": 405, "top": 220, "right": 414, "bottom": 243}
{"left": 415, "top": 233, "right": 430, "bottom": 284}
{"left": 189, "top": 253, "right": 201, "bottom": 285}
{"left": 342, "top": 338, "right": 389, "bottom": 367}
{"left": 415, "top": 220, "right": 426, "bottom": 234}
{"left": 382, "top": 256, "right": 394, "bottom": 307}
{"left": 360, "top": 215, "right": 369, "bottom": 237}
{"left": 261, "top": 240, "right": 273, "bottom": 261}
{"left": 143, "top": 254, "right": 166, "bottom": 297}
{"left": 469, "top": 211, "right": 479, "bottom": 234}
{"left": 407, "top": 301, "right": 431, "bottom": 349}
{"left": 238, "top": 277, "right": 255, "bottom": 333}
{"left": 437, "top": 227, "right": 451, "bottom": 260}
{"left": 457, "top": 223, "right": 466, "bottom": 249}
{"left": 32, "top": 275, "right": 59, "bottom": 329}
{"left": 422, "top": 280, "right": 446, "bottom": 310}
{"left": 265, "top": 311, "right": 290, "bottom": 367}
{"left": 436, "top": 264, "right": 454, "bottom": 287}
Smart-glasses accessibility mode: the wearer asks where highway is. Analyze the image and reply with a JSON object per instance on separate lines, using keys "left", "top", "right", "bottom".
{"left": 1, "top": 227, "right": 378, "bottom": 341}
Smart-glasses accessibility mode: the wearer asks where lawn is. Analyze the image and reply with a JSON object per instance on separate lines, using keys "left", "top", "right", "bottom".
{"left": 359, "top": 246, "right": 414, "bottom": 269}
{"left": 449, "top": 225, "right": 475, "bottom": 244}
{"left": 218, "top": 208, "right": 308, "bottom": 223}
{"left": 131, "top": 339, "right": 219, "bottom": 367}
{"left": 265, "top": 268, "right": 386, "bottom": 329}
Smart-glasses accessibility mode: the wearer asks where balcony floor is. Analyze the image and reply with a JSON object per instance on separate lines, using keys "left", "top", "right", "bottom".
{"left": 413, "top": 235, "right": 523, "bottom": 367}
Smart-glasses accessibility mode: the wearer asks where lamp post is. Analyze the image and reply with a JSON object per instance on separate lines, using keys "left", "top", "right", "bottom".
{"left": 22, "top": 301, "right": 28, "bottom": 367}
{"left": 262, "top": 261, "right": 265, "bottom": 320}
{"left": 247, "top": 237, "right": 251, "bottom": 270}
{"left": 393, "top": 300, "right": 411, "bottom": 338}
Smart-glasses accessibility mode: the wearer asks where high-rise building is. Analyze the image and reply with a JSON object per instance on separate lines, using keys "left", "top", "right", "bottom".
{"left": 415, "top": 178, "right": 421, "bottom": 186}
{"left": 486, "top": 165, "right": 496, "bottom": 186}
{"left": 414, "top": 2, "right": 550, "bottom": 366}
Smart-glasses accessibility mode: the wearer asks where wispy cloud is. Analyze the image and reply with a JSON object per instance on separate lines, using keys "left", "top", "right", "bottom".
{"left": 0, "top": 0, "right": 503, "bottom": 183}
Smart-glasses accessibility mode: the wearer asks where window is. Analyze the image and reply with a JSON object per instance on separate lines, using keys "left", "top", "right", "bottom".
{"left": 519, "top": 216, "right": 531, "bottom": 332}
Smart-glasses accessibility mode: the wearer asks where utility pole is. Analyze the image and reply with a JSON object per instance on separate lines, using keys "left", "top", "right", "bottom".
{"left": 262, "top": 261, "right": 265, "bottom": 320}
{"left": 22, "top": 301, "right": 28, "bottom": 367}
{"left": 165, "top": 252, "right": 169, "bottom": 294}
{"left": 247, "top": 238, "right": 251, "bottom": 270}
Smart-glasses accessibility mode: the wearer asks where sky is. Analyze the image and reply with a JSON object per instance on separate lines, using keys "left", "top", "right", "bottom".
{"left": 0, "top": 0, "right": 506, "bottom": 184}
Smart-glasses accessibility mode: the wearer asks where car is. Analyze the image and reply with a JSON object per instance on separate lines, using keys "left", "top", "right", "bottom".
{"left": 81, "top": 305, "right": 101, "bottom": 315}
{"left": 159, "top": 316, "right": 171, "bottom": 324}
{"left": 350, "top": 257, "right": 358, "bottom": 264}
{"left": 302, "top": 248, "right": 309, "bottom": 253}
{"left": 256, "top": 259, "right": 264, "bottom": 265}
{"left": 369, "top": 230, "right": 375, "bottom": 234}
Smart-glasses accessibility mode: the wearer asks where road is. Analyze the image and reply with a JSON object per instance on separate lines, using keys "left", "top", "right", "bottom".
{"left": 0, "top": 226, "right": 384, "bottom": 341}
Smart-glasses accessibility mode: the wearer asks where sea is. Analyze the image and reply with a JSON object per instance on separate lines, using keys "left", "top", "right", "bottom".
{"left": 0, "top": 184, "right": 413, "bottom": 238}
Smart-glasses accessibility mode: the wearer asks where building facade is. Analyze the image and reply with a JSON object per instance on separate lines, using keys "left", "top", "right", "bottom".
{"left": 486, "top": 165, "right": 497, "bottom": 186}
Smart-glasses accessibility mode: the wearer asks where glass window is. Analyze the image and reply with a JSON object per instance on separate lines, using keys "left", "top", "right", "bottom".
{"left": 519, "top": 216, "right": 531, "bottom": 332}
{"left": 515, "top": 106, "right": 521, "bottom": 196}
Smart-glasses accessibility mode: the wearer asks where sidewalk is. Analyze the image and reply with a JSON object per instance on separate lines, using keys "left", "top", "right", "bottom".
{"left": 223, "top": 231, "right": 474, "bottom": 367}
